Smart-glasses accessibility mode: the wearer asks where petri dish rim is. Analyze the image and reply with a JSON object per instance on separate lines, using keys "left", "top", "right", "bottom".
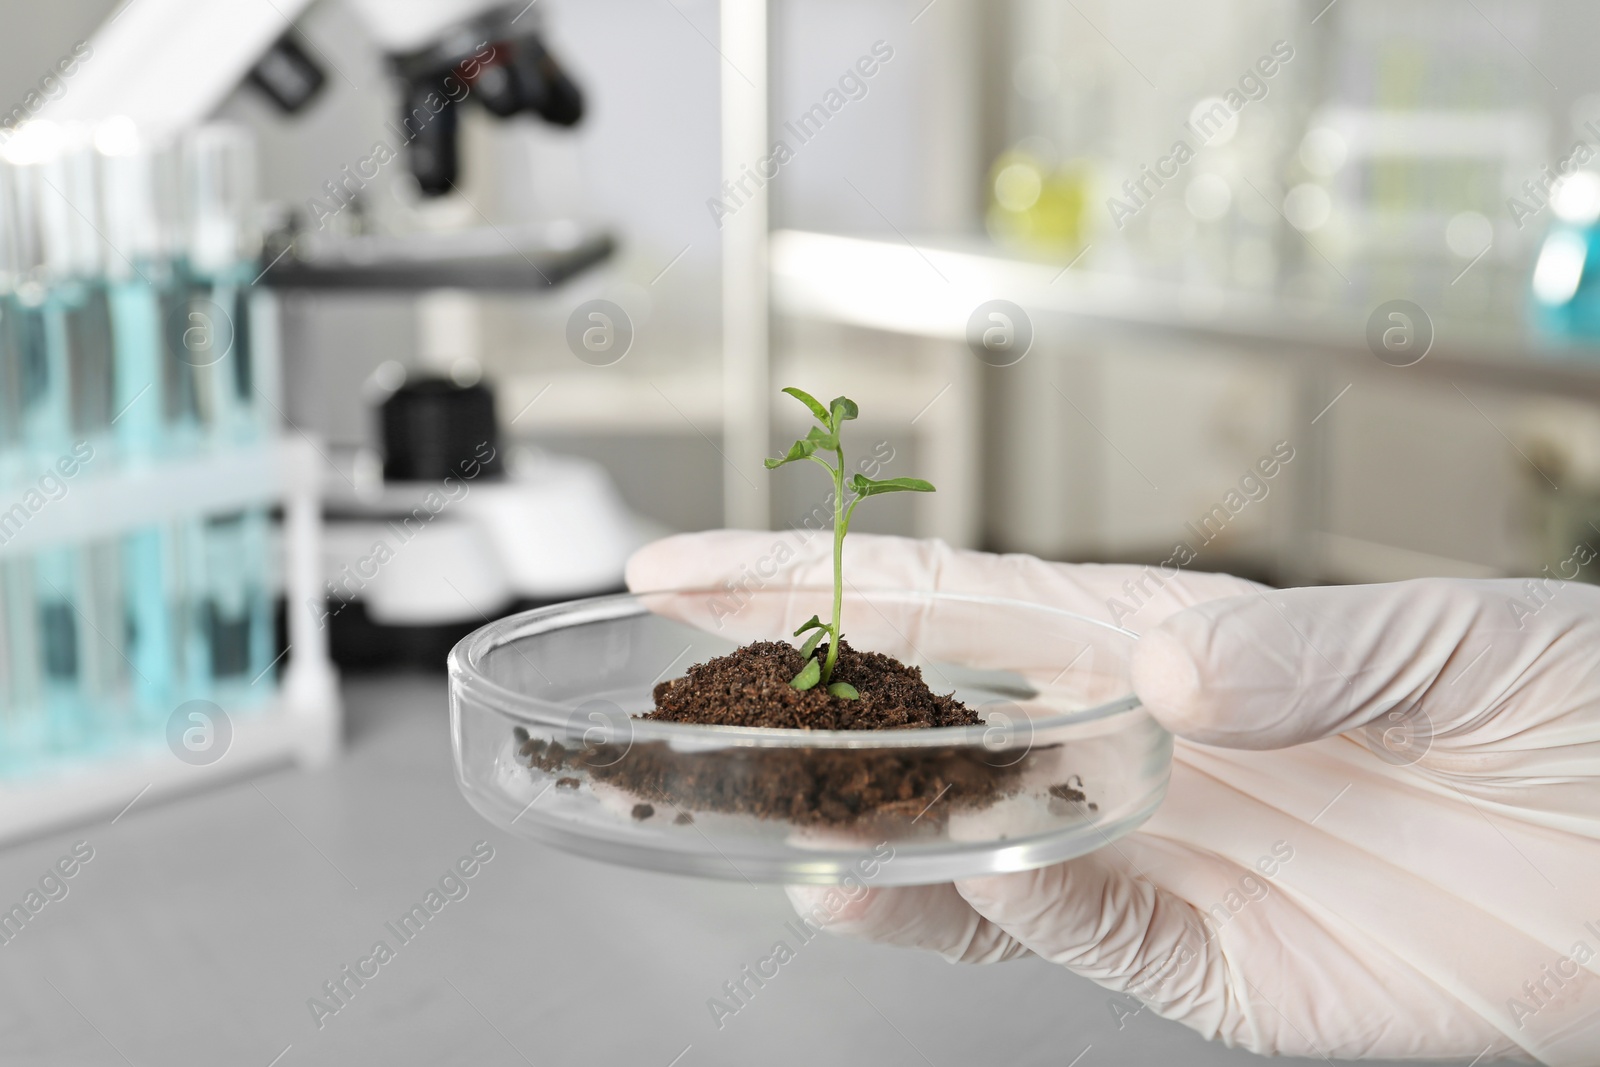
{"left": 448, "top": 586, "right": 1145, "bottom": 750}
{"left": 451, "top": 775, "right": 1171, "bottom": 886}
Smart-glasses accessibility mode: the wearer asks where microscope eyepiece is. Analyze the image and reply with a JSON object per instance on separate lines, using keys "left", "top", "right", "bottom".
{"left": 389, "top": 5, "right": 584, "bottom": 197}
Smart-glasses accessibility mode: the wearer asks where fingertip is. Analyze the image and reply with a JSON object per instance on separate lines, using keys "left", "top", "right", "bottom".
{"left": 624, "top": 530, "right": 759, "bottom": 592}
{"left": 622, "top": 537, "right": 672, "bottom": 592}
{"left": 1130, "top": 621, "right": 1216, "bottom": 740}
{"left": 953, "top": 867, "right": 1068, "bottom": 914}
{"left": 783, "top": 883, "right": 877, "bottom": 929}
{"left": 1129, "top": 588, "right": 1384, "bottom": 749}
{"left": 787, "top": 881, "right": 1030, "bottom": 963}
{"left": 949, "top": 871, "right": 1013, "bottom": 910}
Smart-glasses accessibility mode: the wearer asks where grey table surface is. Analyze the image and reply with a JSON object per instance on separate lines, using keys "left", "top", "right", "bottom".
{"left": 0, "top": 676, "right": 1486, "bottom": 1067}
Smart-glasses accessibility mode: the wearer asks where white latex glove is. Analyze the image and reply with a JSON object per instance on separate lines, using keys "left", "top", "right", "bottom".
{"left": 627, "top": 531, "right": 1600, "bottom": 1064}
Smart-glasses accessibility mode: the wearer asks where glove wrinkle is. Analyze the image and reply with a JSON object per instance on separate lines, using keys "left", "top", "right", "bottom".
{"left": 953, "top": 861, "right": 1229, "bottom": 1030}
{"left": 1167, "top": 743, "right": 1600, "bottom": 1062}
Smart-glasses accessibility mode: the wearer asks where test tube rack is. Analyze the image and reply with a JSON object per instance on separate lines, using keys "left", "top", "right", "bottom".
{"left": 0, "top": 435, "right": 341, "bottom": 843}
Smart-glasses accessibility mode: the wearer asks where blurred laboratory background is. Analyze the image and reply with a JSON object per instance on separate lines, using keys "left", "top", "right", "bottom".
{"left": 0, "top": 0, "right": 1592, "bottom": 1063}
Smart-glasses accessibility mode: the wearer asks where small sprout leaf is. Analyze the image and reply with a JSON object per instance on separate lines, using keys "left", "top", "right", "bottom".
{"left": 805, "top": 425, "right": 839, "bottom": 450}
{"left": 793, "top": 615, "right": 825, "bottom": 636}
{"left": 764, "top": 436, "right": 821, "bottom": 469}
{"left": 849, "top": 474, "right": 937, "bottom": 497}
{"left": 799, "top": 629, "right": 826, "bottom": 659}
{"left": 782, "top": 387, "right": 831, "bottom": 426}
{"left": 827, "top": 681, "right": 860, "bottom": 700}
{"left": 790, "top": 657, "right": 822, "bottom": 690}
{"left": 829, "top": 396, "right": 859, "bottom": 425}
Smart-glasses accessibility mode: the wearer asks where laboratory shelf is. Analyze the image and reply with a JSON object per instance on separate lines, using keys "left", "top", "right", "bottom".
{"left": 0, "top": 436, "right": 313, "bottom": 557}
{"left": 768, "top": 229, "right": 1600, "bottom": 398}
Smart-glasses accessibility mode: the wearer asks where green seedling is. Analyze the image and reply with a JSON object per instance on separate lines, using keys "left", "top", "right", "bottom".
{"left": 765, "top": 387, "right": 935, "bottom": 696}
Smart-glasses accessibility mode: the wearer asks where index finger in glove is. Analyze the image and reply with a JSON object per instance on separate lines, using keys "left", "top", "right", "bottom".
{"left": 1131, "top": 576, "right": 1600, "bottom": 761}
{"left": 783, "top": 883, "right": 1030, "bottom": 964}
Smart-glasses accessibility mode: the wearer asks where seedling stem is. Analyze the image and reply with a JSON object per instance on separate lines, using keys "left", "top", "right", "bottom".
{"left": 765, "top": 388, "right": 935, "bottom": 695}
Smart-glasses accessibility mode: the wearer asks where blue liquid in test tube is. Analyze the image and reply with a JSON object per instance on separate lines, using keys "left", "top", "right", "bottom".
{"left": 179, "top": 125, "right": 275, "bottom": 709}
{"left": 3, "top": 138, "right": 89, "bottom": 757}
{"left": 99, "top": 118, "right": 184, "bottom": 732}
{"left": 0, "top": 233, "right": 40, "bottom": 771}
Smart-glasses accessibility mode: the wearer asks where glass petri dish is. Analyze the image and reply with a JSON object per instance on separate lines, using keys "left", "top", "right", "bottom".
{"left": 449, "top": 587, "right": 1170, "bottom": 886}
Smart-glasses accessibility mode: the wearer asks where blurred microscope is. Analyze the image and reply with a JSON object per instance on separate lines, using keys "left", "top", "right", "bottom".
{"left": 42, "top": 0, "right": 651, "bottom": 671}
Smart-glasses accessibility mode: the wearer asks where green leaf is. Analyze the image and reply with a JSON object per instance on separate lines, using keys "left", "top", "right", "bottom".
{"left": 782, "top": 387, "right": 831, "bottom": 426}
{"left": 764, "top": 436, "right": 821, "bottom": 470}
{"left": 798, "top": 629, "right": 825, "bottom": 659}
{"left": 829, "top": 396, "right": 859, "bottom": 426}
{"left": 827, "top": 681, "right": 860, "bottom": 700}
{"left": 790, "top": 657, "right": 822, "bottom": 690}
{"left": 792, "top": 615, "right": 825, "bottom": 636}
{"left": 849, "top": 474, "right": 937, "bottom": 498}
{"left": 805, "top": 425, "right": 838, "bottom": 451}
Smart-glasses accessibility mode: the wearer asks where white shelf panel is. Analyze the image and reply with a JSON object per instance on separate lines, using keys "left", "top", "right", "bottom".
{"left": 0, "top": 436, "right": 318, "bottom": 557}
{"left": 768, "top": 229, "right": 1600, "bottom": 396}
{"left": 498, "top": 367, "right": 952, "bottom": 435}
{"left": 768, "top": 228, "right": 1361, "bottom": 344}
{"left": 0, "top": 695, "right": 338, "bottom": 845}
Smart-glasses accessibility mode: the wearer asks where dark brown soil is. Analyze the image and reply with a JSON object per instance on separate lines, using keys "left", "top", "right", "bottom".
{"left": 591, "top": 739, "right": 1023, "bottom": 829}
{"left": 512, "top": 639, "right": 1056, "bottom": 828}
{"left": 644, "top": 640, "right": 980, "bottom": 730}
{"left": 519, "top": 727, "right": 1028, "bottom": 828}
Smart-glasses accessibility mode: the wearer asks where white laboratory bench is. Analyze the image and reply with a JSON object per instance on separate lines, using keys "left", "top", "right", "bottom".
{"left": 0, "top": 675, "right": 1491, "bottom": 1066}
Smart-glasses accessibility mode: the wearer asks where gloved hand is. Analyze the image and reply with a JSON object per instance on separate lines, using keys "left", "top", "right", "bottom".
{"left": 627, "top": 531, "right": 1600, "bottom": 1064}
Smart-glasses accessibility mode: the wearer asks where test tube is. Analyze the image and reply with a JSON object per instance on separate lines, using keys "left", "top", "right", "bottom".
{"left": 98, "top": 116, "right": 182, "bottom": 732}
{"left": 0, "top": 163, "right": 38, "bottom": 773}
{"left": 178, "top": 125, "right": 264, "bottom": 441}
{"left": 0, "top": 122, "right": 101, "bottom": 754}
{"left": 177, "top": 125, "right": 275, "bottom": 708}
